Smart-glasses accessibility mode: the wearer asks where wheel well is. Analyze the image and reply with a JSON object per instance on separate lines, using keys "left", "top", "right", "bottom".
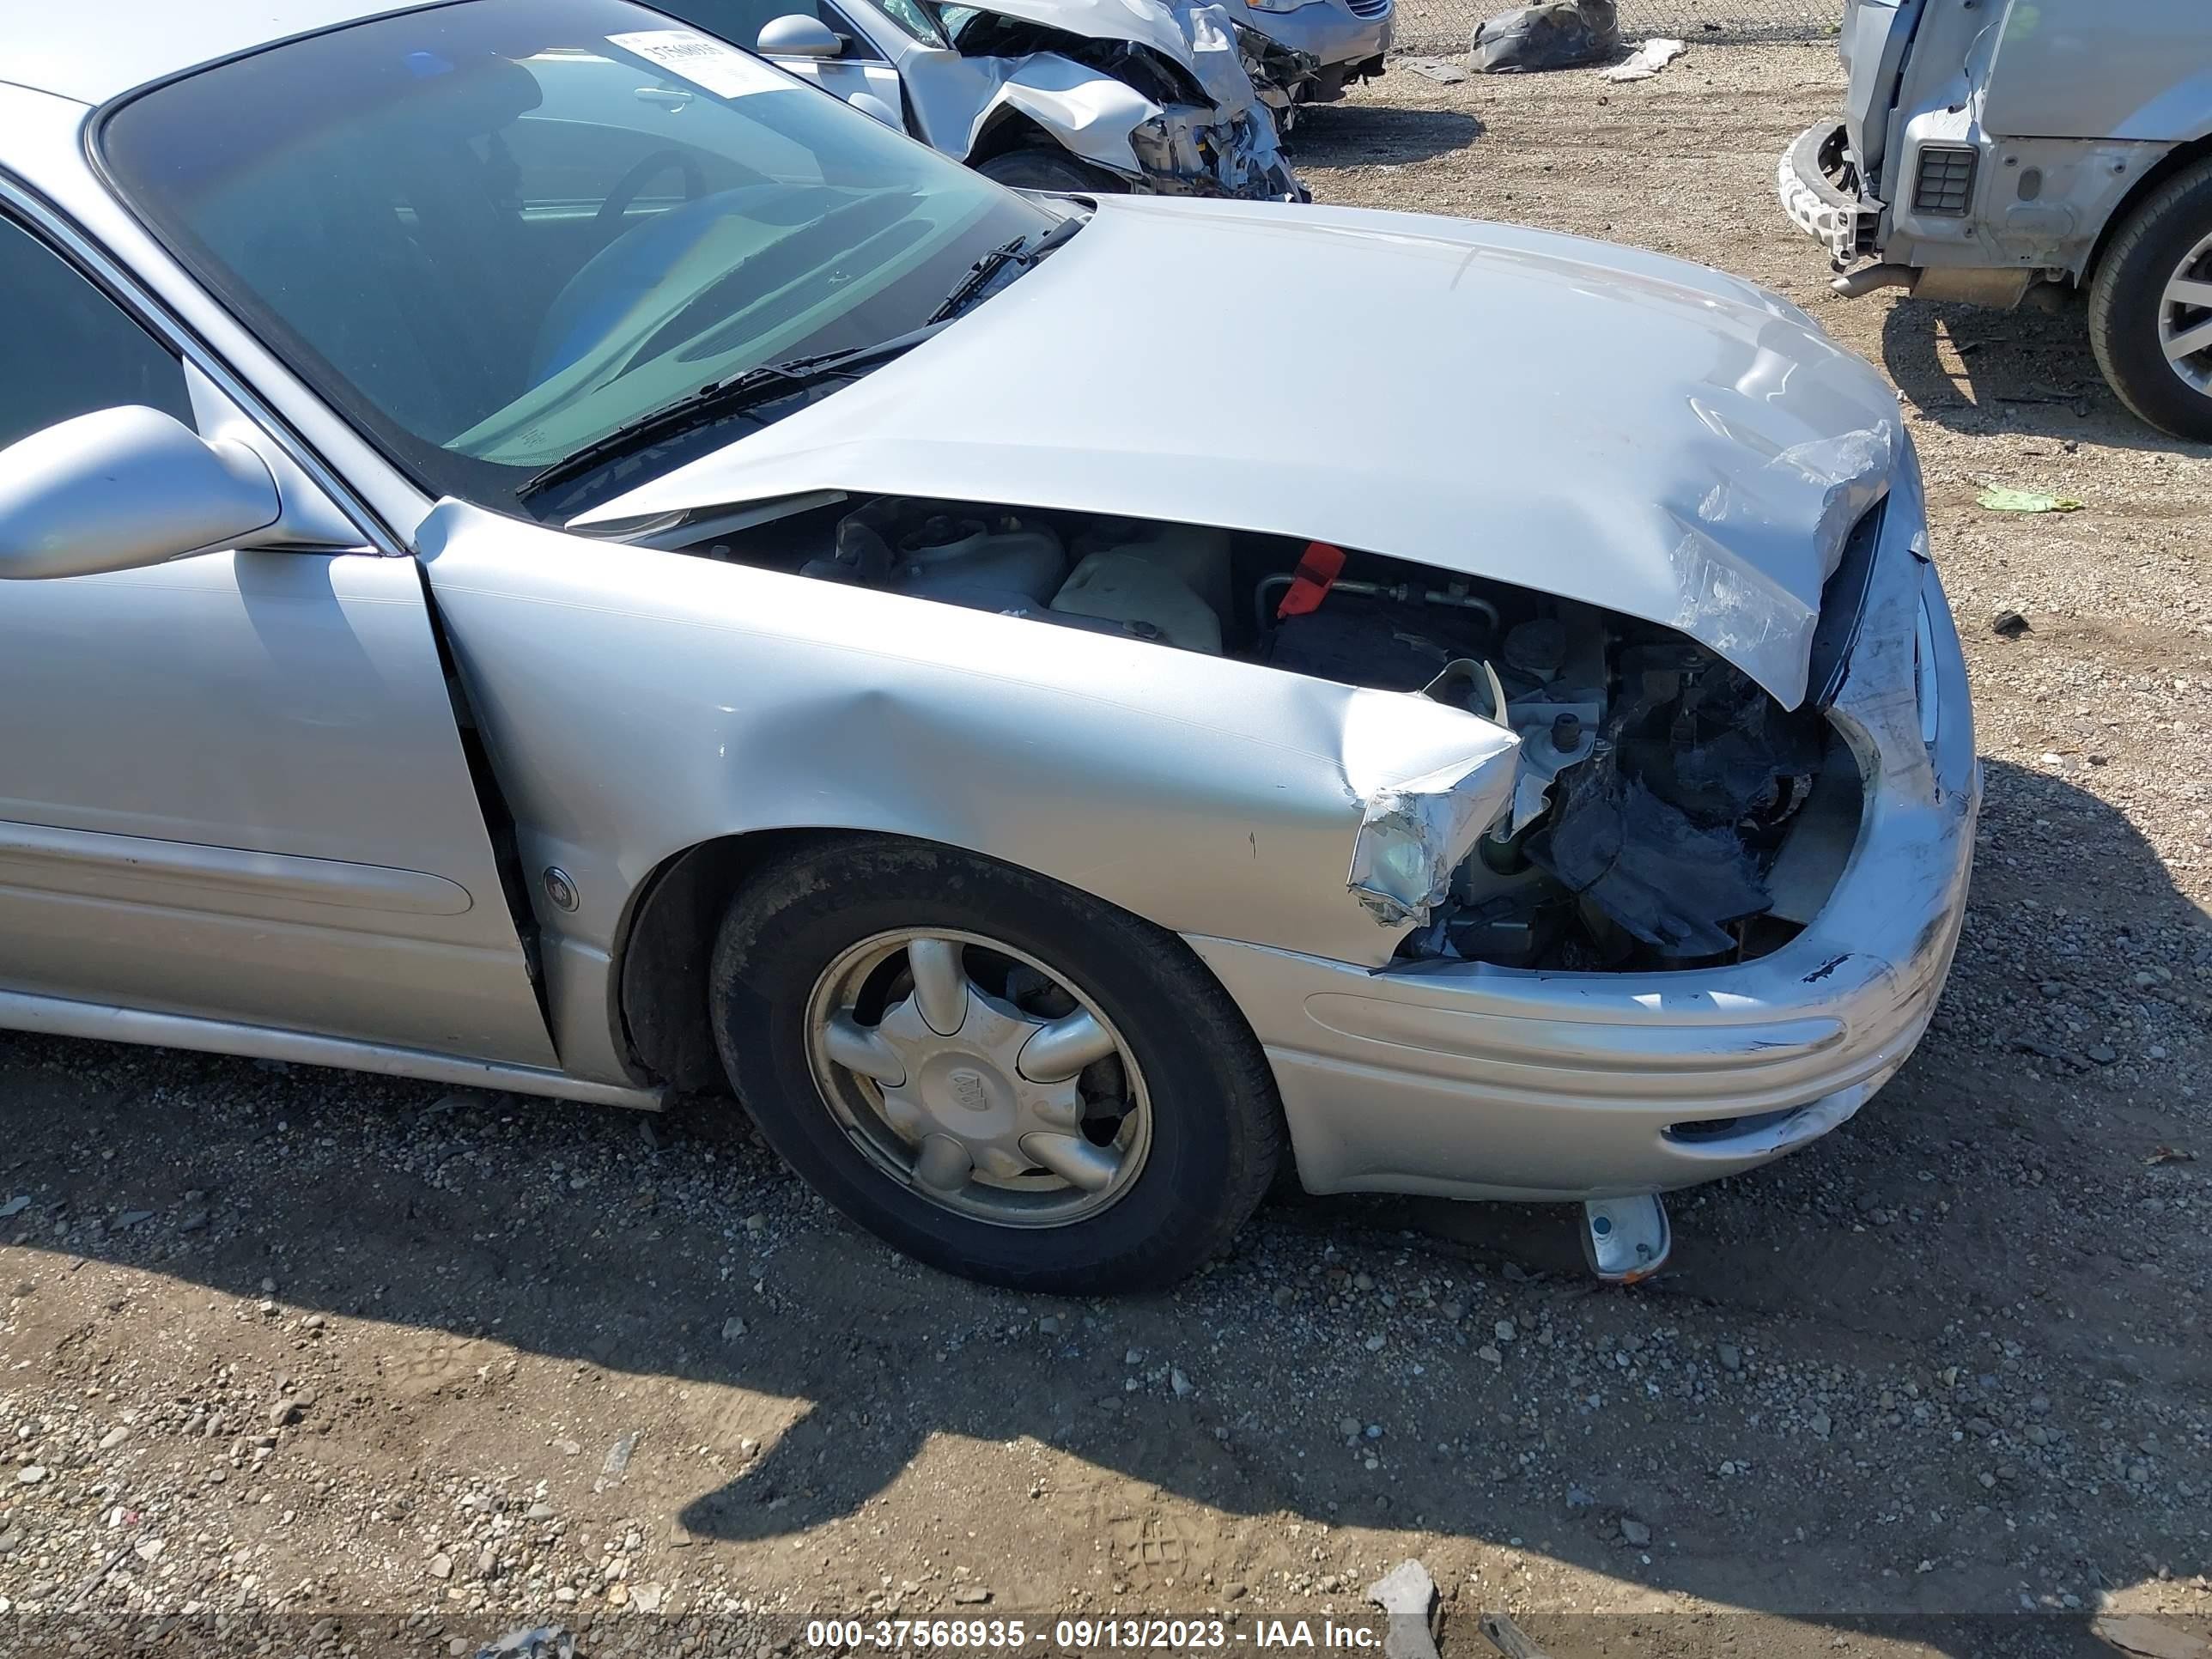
{"left": 963, "top": 107, "right": 1056, "bottom": 167}
{"left": 614, "top": 828, "right": 847, "bottom": 1093}
{"left": 611, "top": 826, "right": 1289, "bottom": 1138}
{"left": 2083, "top": 135, "right": 2212, "bottom": 286}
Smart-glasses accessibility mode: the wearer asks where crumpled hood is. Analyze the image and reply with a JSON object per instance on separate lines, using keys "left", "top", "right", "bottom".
{"left": 955, "top": 0, "right": 1206, "bottom": 69}
{"left": 575, "top": 194, "right": 1906, "bottom": 708}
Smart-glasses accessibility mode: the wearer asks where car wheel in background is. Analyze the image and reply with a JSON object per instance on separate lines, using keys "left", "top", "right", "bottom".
{"left": 709, "top": 835, "right": 1282, "bottom": 1293}
{"left": 975, "top": 147, "right": 1124, "bottom": 194}
{"left": 2090, "top": 157, "right": 2212, "bottom": 441}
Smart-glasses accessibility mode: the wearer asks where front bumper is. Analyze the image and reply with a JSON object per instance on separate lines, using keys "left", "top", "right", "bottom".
{"left": 1779, "top": 121, "right": 1880, "bottom": 264}
{"left": 1245, "top": 0, "right": 1392, "bottom": 78}
{"left": 1192, "top": 465, "right": 1979, "bottom": 1203}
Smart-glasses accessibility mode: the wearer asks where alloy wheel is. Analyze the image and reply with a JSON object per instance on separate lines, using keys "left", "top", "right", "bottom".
{"left": 2157, "top": 228, "right": 2212, "bottom": 395}
{"left": 803, "top": 928, "right": 1152, "bottom": 1226}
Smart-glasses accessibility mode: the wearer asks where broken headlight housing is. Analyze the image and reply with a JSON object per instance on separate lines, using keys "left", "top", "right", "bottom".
{"left": 1347, "top": 753, "right": 1519, "bottom": 927}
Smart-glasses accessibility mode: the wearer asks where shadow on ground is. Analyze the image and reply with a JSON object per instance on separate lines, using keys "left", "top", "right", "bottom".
{"left": 0, "top": 760, "right": 2205, "bottom": 1656}
{"left": 1287, "top": 103, "right": 1484, "bottom": 167}
{"left": 1879, "top": 293, "right": 2212, "bottom": 457}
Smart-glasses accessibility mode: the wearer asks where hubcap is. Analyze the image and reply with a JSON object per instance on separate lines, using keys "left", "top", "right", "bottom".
{"left": 2157, "top": 229, "right": 2212, "bottom": 395}
{"left": 804, "top": 929, "right": 1152, "bottom": 1226}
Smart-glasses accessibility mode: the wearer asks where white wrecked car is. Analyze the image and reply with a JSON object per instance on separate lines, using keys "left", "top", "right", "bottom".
{"left": 663, "top": 0, "right": 1305, "bottom": 197}
{"left": 0, "top": 0, "right": 1976, "bottom": 1293}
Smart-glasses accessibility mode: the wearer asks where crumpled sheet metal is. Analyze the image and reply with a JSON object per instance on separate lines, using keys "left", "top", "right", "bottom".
{"left": 1348, "top": 755, "right": 1515, "bottom": 927}
{"left": 963, "top": 52, "right": 1160, "bottom": 177}
{"left": 1345, "top": 700, "right": 1520, "bottom": 927}
{"left": 422, "top": 502, "right": 1526, "bottom": 971}
{"left": 1132, "top": 104, "right": 1296, "bottom": 198}
{"left": 1176, "top": 1, "right": 1261, "bottom": 115}
{"left": 954, "top": 0, "right": 1294, "bottom": 197}
{"left": 953, "top": 0, "right": 1201, "bottom": 67}
{"left": 1662, "top": 416, "right": 1898, "bottom": 709}
{"left": 1171, "top": 2, "right": 1297, "bottom": 196}
{"left": 1236, "top": 22, "right": 1322, "bottom": 110}
{"left": 574, "top": 199, "right": 1911, "bottom": 712}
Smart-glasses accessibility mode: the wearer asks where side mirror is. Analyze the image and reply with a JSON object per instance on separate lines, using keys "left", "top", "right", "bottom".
{"left": 757, "top": 14, "right": 844, "bottom": 58}
{"left": 846, "top": 91, "right": 901, "bottom": 126}
{"left": 0, "top": 405, "right": 281, "bottom": 581}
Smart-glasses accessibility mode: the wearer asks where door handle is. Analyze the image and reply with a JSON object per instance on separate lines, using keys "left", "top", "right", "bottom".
{"left": 634, "top": 86, "right": 695, "bottom": 111}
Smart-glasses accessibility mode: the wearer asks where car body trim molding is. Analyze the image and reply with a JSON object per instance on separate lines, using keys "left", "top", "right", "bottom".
{"left": 0, "top": 985, "right": 664, "bottom": 1109}
{"left": 0, "top": 817, "right": 476, "bottom": 917}
{"left": 1299, "top": 992, "right": 1849, "bottom": 1075}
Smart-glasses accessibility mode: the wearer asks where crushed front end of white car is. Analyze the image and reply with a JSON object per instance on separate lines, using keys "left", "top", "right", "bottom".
{"left": 934, "top": 0, "right": 1305, "bottom": 198}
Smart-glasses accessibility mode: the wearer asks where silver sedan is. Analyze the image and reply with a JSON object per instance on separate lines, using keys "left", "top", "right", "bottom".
{"left": 0, "top": 0, "right": 1977, "bottom": 1292}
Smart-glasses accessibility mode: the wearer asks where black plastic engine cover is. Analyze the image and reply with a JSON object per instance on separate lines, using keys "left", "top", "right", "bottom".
{"left": 1266, "top": 597, "right": 1487, "bottom": 693}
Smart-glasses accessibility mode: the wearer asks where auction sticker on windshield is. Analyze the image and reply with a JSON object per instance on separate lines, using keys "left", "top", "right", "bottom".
{"left": 608, "top": 28, "right": 798, "bottom": 98}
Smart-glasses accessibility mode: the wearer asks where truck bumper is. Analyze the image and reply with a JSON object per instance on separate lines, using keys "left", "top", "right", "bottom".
{"left": 1779, "top": 121, "right": 1881, "bottom": 264}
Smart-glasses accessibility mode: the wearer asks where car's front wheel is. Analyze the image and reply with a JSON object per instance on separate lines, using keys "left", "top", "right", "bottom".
{"left": 2090, "top": 157, "right": 2212, "bottom": 441}
{"left": 975, "top": 147, "right": 1124, "bottom": 194}
{"left": 708, "top": 836, "right": 1282, "bottom": 1293}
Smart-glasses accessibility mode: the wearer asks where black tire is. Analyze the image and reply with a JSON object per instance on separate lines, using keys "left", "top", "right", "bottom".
{"left": 708, "top": 835, "right": 1282, "bottom": 1294}
{"left": 974, "top": 147, "right": 1124, "bottom": 195}
{"left": 2090, "top": 157, "right": 2212, "bottom": 441}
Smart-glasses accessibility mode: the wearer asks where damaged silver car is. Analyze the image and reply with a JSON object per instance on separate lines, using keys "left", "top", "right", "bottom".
{"left": 663, "top": 0, "right": 1304, "bottom": 198}
{"left": 1, "top": 0, "right": 1977, "bottom": 1293}
{"left": 1780, "top": 0, "right": 2212, "bottom": 441}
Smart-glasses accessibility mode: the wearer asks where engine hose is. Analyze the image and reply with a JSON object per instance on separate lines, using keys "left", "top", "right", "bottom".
{"left": 1252, "top": 573, "right": 1504, "bottom": 636}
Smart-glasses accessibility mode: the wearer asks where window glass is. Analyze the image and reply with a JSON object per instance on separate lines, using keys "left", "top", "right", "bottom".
{"left": 101, "top": 0, "right": 1046, "bottom": 516}
{"left": 868, "top": 0, "right": 944, "bottom": 45}
{"left": 0, "top": 218, "right": 191, "bottom": 450}
{"left": 653, "top": 0, "right": 905, "bottom": 58}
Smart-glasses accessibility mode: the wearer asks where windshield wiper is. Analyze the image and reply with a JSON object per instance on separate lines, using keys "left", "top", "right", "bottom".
{"left": 925, "top": 212, "right": 1086, "bottom": 325}
{"left": 521, "top": 213, "right": 1086, "bottom": 506}
{"left": 519, "top": 326, "right": 941, "bottom": 503}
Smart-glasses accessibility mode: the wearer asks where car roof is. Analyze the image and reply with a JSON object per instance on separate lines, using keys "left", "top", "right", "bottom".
{"left": 1, "top": 0, "right": 427, "bottom": 106}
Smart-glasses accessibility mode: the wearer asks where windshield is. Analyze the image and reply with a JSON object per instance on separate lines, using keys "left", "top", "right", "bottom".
{"left": 100, "top": 0, "right": 1050, "bottom": 516}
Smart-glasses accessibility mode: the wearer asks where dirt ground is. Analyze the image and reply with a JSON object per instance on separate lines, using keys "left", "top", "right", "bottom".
{"left": 3, "top": 40, "right": 2211, "bottom": 1659}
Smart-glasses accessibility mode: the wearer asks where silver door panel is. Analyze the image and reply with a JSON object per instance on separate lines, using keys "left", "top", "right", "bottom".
{"left": 0, "top": 549, "right": 558, "bottom": 1066}
{"left": 1982, "top": 0, "right": 2212, "bottom": 144}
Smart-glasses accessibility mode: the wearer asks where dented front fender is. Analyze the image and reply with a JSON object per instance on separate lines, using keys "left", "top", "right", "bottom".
{"left": 416, "top": 502, "right": 1521, "bottom": 987}
{"left": 963, "top": 53, "right": 1159, "bottom": 179}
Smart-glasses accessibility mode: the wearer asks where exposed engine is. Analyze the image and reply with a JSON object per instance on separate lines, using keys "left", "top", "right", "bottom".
{"left": 701, "top": 497, "right": 1856, "bottom": 972}
{"left": 793, "top": 499, "right": 1231, "bottom": 653}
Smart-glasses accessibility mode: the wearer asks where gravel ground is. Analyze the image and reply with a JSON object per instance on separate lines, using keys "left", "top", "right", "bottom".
{"left": 4, "top": 41, "right": 2212, "bottom": 1659}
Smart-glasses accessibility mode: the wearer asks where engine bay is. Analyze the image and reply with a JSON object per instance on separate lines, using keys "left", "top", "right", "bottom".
{"left": 680, "top": 495, "right": 1863, "bottom": 972}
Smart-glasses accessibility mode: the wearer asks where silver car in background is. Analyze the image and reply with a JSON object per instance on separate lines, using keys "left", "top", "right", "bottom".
{"left": 1781, "top": 0, "right": 2212, "bottom": 439}
{"left": 1, "top": 0, "right": 1973, "bottom": 1293}
{"left": 664, "top": 0, "right": 1304, "bottom": 195}
{"left": 1226, "top": 0, "right": 1390, "bottom": 115}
